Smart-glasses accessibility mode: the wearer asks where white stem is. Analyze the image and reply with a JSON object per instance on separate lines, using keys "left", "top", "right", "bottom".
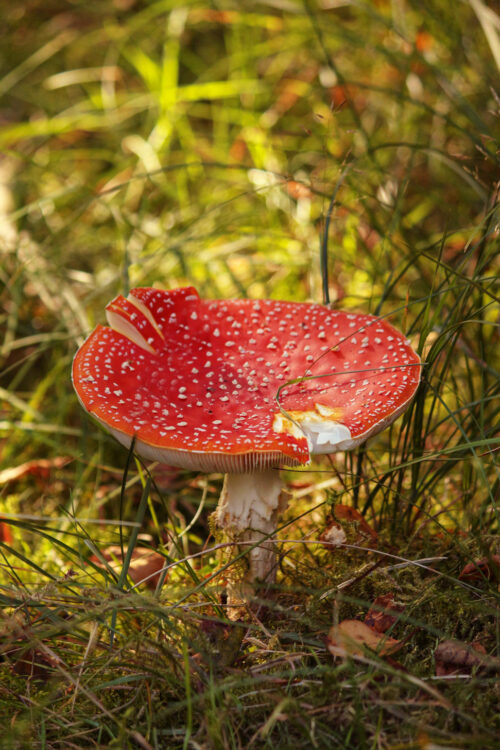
{"left": 215, "top": 469, "right": 288, "bottom": 586}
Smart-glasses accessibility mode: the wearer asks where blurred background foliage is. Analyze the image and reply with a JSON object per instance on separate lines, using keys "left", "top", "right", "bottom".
{"left": 2, "top": 0, "right": 497, "bottom": 307}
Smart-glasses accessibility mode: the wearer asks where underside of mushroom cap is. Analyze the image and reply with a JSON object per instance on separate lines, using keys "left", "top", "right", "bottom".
{"left": 72, "top": 287, "right": 421, "bottom": 471}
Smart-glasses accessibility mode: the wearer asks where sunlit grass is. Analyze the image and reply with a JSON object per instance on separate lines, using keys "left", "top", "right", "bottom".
{"left": 0, "top": 0, "right": 499, "bottom": 747}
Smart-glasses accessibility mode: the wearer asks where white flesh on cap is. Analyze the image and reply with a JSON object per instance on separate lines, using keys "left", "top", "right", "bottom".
{"left": 215, "top": 470, "right": 288, "bottom": 604}
{"left": 105, "top": 292, "right": 164, "bottom": 355}
{"left": 105, "top": 309, "right": 155, "bottom": 354}
{"left": 301, "top": 419, "right": 353, "bottom": 453}
{"left": 273, "top": 407, "right": 356, "bottom": 454}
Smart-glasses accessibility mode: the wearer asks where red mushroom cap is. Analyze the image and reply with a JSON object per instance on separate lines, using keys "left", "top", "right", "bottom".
{"left": 72, "top": 287, "right": 421, "bottom": 471}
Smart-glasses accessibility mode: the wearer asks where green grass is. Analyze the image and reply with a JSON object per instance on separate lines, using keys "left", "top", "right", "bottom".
{"left": 0, "top": 0, "right": 499, "bottom": 747}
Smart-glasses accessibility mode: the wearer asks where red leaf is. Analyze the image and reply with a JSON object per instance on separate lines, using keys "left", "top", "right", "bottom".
{"left": 90, "top": 546, "right": 166, "bottom": 589}
{"left": 365, "top": 593, "right": 405, "bottom": 634}
{"left": 333, "top": 504, "right": 378, "bottom": 542}
{"left": 459, "top": 555, "right": 500, "bottom": 581}
{"left": 0, "top": 457, "right": 71, "bottom": 485}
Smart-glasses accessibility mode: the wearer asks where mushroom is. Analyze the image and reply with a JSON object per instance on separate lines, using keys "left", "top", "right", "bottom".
{"left": 72, "top": 286, "right": 421, "bottom": 602}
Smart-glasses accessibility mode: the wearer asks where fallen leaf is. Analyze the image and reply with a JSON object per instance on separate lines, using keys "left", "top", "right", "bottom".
{"left": 0, "top": 457, "right": 71, "bottom": 541}
{"left": 5, "top": 643, "right": 59, "bottom": 680}
{"left": 333, "top": 505, "right": 378, "bottom": 542}
{"left": 90, "top": 546, "right": 166, "bottom": 589}
{"left": 0, "top": 457, "right": 71, "bottom": 485}
{"left": 0, "top": 613, "right": 59, "bottom": 681}
{"left": 364, "top": 593, "right": 405, "bottom": 634}
{"left": 434, "top": 639, "right": 500, "bottom": 676}
{"left": 327, "top": 619, "right": 402, "bottom": 658}
{"left": 459, "top": 555, "right": 500, "bottom": 581}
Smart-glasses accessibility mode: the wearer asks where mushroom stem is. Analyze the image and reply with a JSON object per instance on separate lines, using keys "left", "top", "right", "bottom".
{"left": 215, "top": 469, "right": 289, "bottom": 601}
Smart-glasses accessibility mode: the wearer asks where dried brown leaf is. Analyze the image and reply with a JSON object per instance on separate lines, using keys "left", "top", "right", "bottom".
{"left": 0, "top": 456, "right": 71, "bottom": 485}
{"left": 458, "top": 555, "right": 500, "bottom": 581}
{"left": 0, "top": 613, "right": 59, "bottom": 681}
{"left": 333, "top": 504, "right": 377, "bottom": 542}
{"left": 364, "top": 593, "right": 405, "bottom": 634}
{"left": 434, "top": 640, "right": 500, "bottom": 676}
{"left": 90, "top": 546, "right": 166, "bottom": 589}
{"left": 327, "top": 619, "right": 402, "bottom": 658}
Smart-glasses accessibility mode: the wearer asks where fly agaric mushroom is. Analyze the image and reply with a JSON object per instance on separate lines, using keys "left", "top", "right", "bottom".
{"left": 72, "top": 287, "right": 421, "bottom": 600}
